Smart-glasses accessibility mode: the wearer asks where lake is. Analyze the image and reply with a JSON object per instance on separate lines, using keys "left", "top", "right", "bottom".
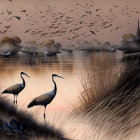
{"left": 0, "top": 52, "right": 117, "bottom": 139}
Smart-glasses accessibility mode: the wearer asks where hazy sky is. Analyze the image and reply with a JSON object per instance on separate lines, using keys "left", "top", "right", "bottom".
{"left": 0, "top": 0, "right": 140, "bottom": 45}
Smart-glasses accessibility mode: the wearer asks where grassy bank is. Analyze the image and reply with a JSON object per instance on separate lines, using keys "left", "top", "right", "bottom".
{"left": 0, "top": 96, "right": 70, "bottom": 140}
{"left": 72, "top": 54, "right": 140, "bottom": 140}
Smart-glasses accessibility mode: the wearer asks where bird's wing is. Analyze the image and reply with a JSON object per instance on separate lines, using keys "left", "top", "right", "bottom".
{"left": 36, "top": 93, "right": 52, "bottom": 103}
{"left": 28, "top": 93, "right": 52, "bottom": 108}
{"left": 2, "top": 84, "right": 21, "bottom": 94}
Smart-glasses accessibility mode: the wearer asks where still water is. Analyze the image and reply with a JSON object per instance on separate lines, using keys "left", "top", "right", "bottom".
{"left": 0, "top": 52, "right": 115, "bottom": 139}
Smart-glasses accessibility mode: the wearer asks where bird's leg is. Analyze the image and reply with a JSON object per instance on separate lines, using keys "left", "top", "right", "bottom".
{"left": 44, "top": 106, "right": 47, "bottom": 125}
{"left": 13, "top": 95, "right": 15, "bottom": 104}
{"left": 16, "top": 95, "right": 18, "bottom": 107}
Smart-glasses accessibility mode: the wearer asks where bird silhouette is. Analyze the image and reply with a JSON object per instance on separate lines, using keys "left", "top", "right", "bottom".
{"left": 104, "top": 24, "right": 112, "bottom": 29}
{"left": 1, "top": 72, "right": 30, "bottom": 106}
{"left": 113, "top": 4, "right": 119, "bottom": 7}
{"left": 102, "top": 21, "right": 109, "bottom": 26}
{"left": 27, "top": 74, "right": 63, "bottom": 125}
{"left": 21, "top": 9, "right": 28, "bottom": 16}
{"left": 96, "top": 9, "right": 100, "bottom": 12}
{"left": 7, "top": 10, "right": 12, "bottom": 15}
{"left": 14, "top": 16, "right": 21, "bottom": 20}
{"left": 10, "top": 16, "right": 21, "bottom": 20}
{"left": 24, "top": 29, "right": 31, "bottom": 33}
{"left": 86, "top": 11, "right": 92, "bottom": 15}
{"left": 79, "top": 20, "right": 84, "bottom": 24}
{"left": 116, "top": 26, "right": 121, "bottom": 30}
{"left": 90, "top": 30, "right": 96, "bottom": 35}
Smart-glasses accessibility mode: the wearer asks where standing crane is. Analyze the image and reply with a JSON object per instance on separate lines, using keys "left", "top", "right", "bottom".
{"left": 27, "top": 74, "right": 63, "bottom": 125}
{"left": 1, "top": 72, "right": 30, "bottom": 106}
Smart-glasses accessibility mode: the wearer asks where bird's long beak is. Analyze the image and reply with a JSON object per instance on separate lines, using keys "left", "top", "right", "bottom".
{"left": 25, "top": 73, "right": 30, "bottom": 78}
{"left": 57, "top": 75, "right": 64, "bottom": 79}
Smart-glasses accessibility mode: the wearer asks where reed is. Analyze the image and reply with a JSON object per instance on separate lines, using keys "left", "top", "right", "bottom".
{"left": 72, "top": 54, "right": 140, "bottom": 140}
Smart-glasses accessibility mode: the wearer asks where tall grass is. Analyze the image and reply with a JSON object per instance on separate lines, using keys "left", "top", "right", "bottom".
{"left": 72, "top": 54, "right": 140, "bottom": 140}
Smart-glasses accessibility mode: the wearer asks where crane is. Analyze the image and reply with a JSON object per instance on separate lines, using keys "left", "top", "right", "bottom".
{"left": 27, "top": 74, "right": 63, "bottom": 125}
{"left": 1, "top": 72, "right": 30, "bottom": 106}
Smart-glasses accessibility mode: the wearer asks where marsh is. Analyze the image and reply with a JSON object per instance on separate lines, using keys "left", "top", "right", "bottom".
{"left": 0, "top": 51, "right": 139, "bottom": 140}
{"left": 0, "top": 52, "right": 114, "bottom": 139}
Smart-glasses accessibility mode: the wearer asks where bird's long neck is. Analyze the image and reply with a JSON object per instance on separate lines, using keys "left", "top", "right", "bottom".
{"left": 52, "top": 77, "right": 57, "bottom": 96}
{"left": 21, "top": 74, "right": 25, "bottom": 88}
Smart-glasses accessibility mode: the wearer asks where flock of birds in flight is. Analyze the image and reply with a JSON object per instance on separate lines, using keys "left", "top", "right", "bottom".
{"left": 1, "top": 72, "right": 63, "bottom": 125}
{"left": 0, "top": 1, "right": 140, "bottom": 42}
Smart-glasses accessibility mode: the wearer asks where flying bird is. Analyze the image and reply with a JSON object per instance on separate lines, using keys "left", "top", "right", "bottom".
{"left": 102, "top": 21, "right": 109, "bottom": 26}
{"left": 116, "top": 26, "right": 121, "bottom": 30}
{"left": 90, "top": 30, "right": 96, "bottom": 35}
{"left": 79, "top": 20, "right": 84, "bottom": 24}
{"left": 1, "top": 72, "right": 30, "bottom": 106}
{"left": 10, "top": 16, "right": 21, "bottom": 20}
{"left": 86, "top": 11, "right": 92, "bottom": 15}
{"left": 27, "top": 74, "right": 63, "bottom": 125}
{"left": 104, "top": 24, "right": 112, "bottom": 29}
{"left": 24, "top": 29, "right": 31, "bottom": 33}
{"left": 113, "top": 4, "right": 119, "bottom": 7}
{"left": 7, "top": 10, "right": 12, "bottom": 15}
{"left": 21, "top": 10, "right": 26, "bottom": 13}
{"left": 96, "top": 9, "right": 100, "bottom": 12}
{"left": 71, "top": 35, "right": 79, "bottom": 39}
{"left": 21, "top": 9, "right": 28, "bottom": 16}
{"left": 14, "top": 16, "right": 21, "bottom": 20}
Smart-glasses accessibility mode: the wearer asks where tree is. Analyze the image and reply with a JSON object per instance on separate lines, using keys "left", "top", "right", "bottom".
{"left": 121, "top": 33, "right": 135, "bottom": 44}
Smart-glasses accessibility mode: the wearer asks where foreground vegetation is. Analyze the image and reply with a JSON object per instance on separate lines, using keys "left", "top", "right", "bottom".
{"left": 72, "top": 54, "right": 140, "bottom": 140}
{"left": 0, "top": 96, "right": 69, "bottom": 140}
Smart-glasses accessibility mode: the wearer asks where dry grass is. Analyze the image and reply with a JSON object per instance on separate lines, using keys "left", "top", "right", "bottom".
{"left": 72, "top": 54, "right": 140, "bottom": 140}
{"left": 0, "top": 96, "right": 70, "bottom": 140}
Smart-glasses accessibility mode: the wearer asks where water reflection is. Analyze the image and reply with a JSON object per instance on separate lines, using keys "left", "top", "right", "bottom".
{"left": 0, "top": 55, "right": 59, "bottom": 67}
{"left": 0, "top": 52, "right": 116, "bottom": 110}
{"left": 0, "top": 52, "right": 116, "bottom": 139}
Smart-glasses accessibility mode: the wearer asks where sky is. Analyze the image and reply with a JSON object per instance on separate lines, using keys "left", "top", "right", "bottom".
{"left": 0, "top": 0, "right": 140, "bottom": 45}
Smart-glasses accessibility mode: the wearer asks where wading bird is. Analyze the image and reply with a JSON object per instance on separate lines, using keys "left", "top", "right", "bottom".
{"left": 27, "top": 74, "right": 63, "bottom": 125}
{"left": 1, "top": 72, "right": 30, "bottom": 106}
